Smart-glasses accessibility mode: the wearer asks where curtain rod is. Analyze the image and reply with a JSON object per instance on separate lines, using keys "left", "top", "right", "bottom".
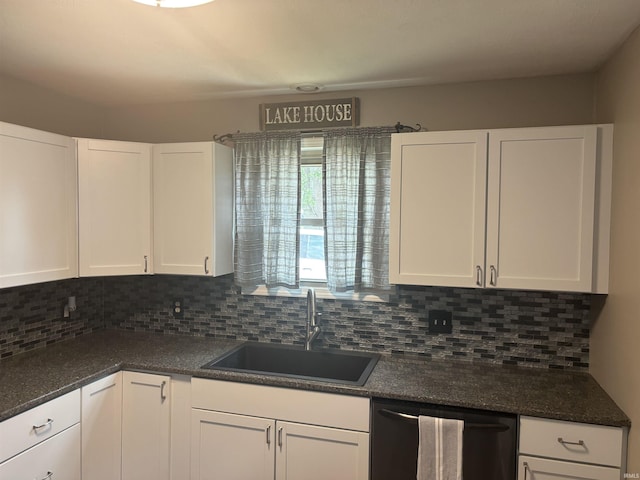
{"left": 213, "top": 122, "right": 424, "bottom": 145}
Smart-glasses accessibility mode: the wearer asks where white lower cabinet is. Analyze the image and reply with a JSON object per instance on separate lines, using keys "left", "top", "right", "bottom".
{"left": 275, "top": 421, "right": 369, "bottom": 480}
{"left": 518, "top": 416, "right": 626, "bottom": 480}
{"left": 191, "top": 410, "right": 275, "bottom": 480}
{"left": 0, "top": 389, "right": 81, "bottom": 480}
{"left": 190, "top": 378, "right": 370, "bottom": 480}
{"left": 0, "top": 423, "right": 81, "bottom": 480}
{"left": 122, "top": 371, "right": 172, "bottom": 480}
{"left": 81, "top": 372, "right": 123, "bottom": 480}
{"left": 518, "top": 455, "right": 620, "bottom": 480}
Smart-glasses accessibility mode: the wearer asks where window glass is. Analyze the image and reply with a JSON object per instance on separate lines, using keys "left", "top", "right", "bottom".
{"left": 300, "top": 138, "right": 326, "bottom": 282}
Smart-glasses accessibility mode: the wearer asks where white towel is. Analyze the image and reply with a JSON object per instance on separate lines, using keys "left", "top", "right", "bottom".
{"left": 417, "top": 415, "right": 463, "bottom": 480}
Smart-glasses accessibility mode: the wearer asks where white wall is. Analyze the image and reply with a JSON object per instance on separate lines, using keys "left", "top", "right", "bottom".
{"left": 0, "top": 73, "right": 105, "bottom": 138}
{"left": 101, "top": 73, "right": 596, "bottom": 143}
{"left": 593, "top": 25, "right": 640, "bottom": 473}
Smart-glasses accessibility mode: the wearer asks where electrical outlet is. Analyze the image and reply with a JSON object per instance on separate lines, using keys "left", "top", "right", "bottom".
{"left": 428, "top": 310, "right": 453, "bottom": 334}
{"left": 172, "top": 298, "right": 184, "bottom": 318}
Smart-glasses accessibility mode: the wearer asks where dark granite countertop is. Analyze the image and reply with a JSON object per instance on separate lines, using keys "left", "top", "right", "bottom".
{"left": 0, "top": 330, "right": 630, "bottom": 427}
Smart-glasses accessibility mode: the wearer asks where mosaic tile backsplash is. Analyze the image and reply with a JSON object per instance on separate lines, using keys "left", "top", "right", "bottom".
{"left": 1, "top": 274, "right": 592, "bottom": 370}
{"left": 0, "top": 277, "right": 104, "bottom": 359}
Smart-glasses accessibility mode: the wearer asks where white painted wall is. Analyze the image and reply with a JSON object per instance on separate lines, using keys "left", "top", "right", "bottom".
{"left": 594, "top": 24, "right": 640, "bottom": 474}
{"left": 99, "top": 73, "right": 596, "bottom": 143}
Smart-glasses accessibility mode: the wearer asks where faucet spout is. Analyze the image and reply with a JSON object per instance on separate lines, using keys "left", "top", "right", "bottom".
{"left": 305, "top": 288, "right": 321, "bottom": 351}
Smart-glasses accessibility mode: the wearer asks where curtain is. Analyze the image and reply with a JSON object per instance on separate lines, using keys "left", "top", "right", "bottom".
{"left": 234, "top": 132, "right": 301, "bottom": 288}
{"left": 323, "top": 127, "right": 393, "bottom": 293}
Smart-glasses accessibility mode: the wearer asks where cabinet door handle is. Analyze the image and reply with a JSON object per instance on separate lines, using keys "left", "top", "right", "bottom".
{"left": 37, "top": 472, "right": 53, "bottom": 480}
{"left": 160, "top": 380, "right": 167, "bottom": 401}
{"left": 523, "top": 461, "right": 530, "bottom": 480}
{"left": 277, "top": 427, "right": 283, "bottom": 447}
{"left": 204, "top": 256, "right": 210, "bottom": 274}
{"left": 32, "top": 418, "right": 53, "bottom": 432}
{"left": 489, "top": 265, "right": 497, "bottom": 286}
{"left": 266, "top": 425, "right": 271, "bottom": 445}
{"left": 144, "top": 255, "right": 148, "bottom": 273}
{"left": 557, "top": 437, "right": 585, "bottom": 447}
{"left": 476, "top": 265, "right": 483, "bottom": 286}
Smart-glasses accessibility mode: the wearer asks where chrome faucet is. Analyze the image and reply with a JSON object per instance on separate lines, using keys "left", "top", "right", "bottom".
{"left": 305, "top": 288, "right": 321, "bottom": 351}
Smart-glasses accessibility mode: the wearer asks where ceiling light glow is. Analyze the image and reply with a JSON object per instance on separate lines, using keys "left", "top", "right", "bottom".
{"left": 131, "top": 0, "right": 214, "bottom": 8}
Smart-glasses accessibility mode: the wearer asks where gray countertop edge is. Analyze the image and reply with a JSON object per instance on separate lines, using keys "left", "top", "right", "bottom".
{"left": 0, "top": 330, "right": 631, "bottom": 428}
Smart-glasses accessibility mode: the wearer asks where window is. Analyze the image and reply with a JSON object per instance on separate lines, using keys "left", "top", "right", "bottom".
{"left": 234, "top": 128, "right": 392, "bottom": 301}
{"left": 300, "top": 136, "right": 326, "bottom": 283}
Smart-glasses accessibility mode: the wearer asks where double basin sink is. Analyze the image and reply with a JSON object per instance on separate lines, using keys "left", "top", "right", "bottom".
{"left": 202, "top": 342, "right": 379, "bottom": 386}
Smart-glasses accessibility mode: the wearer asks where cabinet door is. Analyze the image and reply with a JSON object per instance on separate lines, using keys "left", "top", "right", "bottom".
{"left": 518, "top": 455, "right": 620, "bottom": 480}
{"left": 0, "top": 122, "right": 77, "bottom": 288}
{"left": 122, "top": 371, "right": 171, "bottom": 480}
{"left": 390, "top": 131, "right": 488, "bottom": 287}
{"left": 78, "top": 139, "right": 152, "bottom": 277}
{"left": 190, "top": 409, "right": 275, "bottom": 480}
{"left": 153, "top": 142, "right": 233, "bottom": 276}
{"left": 0, "top": 423, "right": 81, "bottom": 480}
{"left": 81, "top": 372, "right": 122, "bottom": 480}
{"left": 275, "top": 421, "right": 369, "bottom": 480}
{"left": 486, "top": 126, "right": 597, "bottom": 292}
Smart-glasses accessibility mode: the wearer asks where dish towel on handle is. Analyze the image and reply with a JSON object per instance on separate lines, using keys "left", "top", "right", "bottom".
{"left": 417, "top": 415, "right": 464, "bottom": 480}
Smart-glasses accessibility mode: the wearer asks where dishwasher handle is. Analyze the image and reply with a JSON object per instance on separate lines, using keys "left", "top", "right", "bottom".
{"left": 379, "top": 408, "right": 511, "bottom": 432}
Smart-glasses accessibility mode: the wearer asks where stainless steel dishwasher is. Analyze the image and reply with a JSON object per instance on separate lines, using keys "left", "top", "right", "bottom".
{"left": 371, "top": 398, "right": 517, "bottom": 480}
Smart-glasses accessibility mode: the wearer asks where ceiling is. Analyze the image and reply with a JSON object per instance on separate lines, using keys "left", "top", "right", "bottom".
{"left": 1, "top": 0, "right": 640, "bottom": 107}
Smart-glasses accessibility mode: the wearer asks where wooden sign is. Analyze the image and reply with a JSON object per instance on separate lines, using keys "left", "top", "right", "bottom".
{"left": 259, "top": 97, "right": 359, "bottom": 131}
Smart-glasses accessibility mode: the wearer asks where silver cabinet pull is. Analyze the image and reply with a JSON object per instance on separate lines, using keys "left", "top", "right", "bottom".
{"left": 475, "top": 265, "right": 483, "bottom": 286}
{"left": 523, "top": 461, "right": 530, "bottom": 480}
{"left": 37, "top": 472, "right": 53, "bottom": 480}
{"left": 489, "top": 265, "right": 497, "bottom": 286}
{"left": 144, "top": 255, "right": 148, "bottom": 273}
{"left": 32, "top": 419, "right": 53, "bottom": 432}
{"left": 557, "top": 437, "right": 585, "bottom": 447}
{"left": 277, "top": 427, "right": 283, "bottom": 447}
{"left": 160, "top": 381, "right": 167, "bottom": 401}
{"left": 266, "top": 425, "right": 271, "bottom": 445}
{"left": 204, "top": 256, "right": 210, "bottom": 274}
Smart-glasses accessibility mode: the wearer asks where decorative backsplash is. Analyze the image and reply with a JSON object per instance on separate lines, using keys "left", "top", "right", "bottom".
{"left": 103, "top": 274, "right": 591, "bottom": 370}
{"left": 0, "top": 277, "right": 103, "bottom": 359}
{"left": 0, "top": 274, "right": 591, "bottom": 369}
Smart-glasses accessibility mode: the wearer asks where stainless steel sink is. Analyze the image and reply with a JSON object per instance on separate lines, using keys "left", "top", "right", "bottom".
{"left": 202, "top": 342, "right": 379, "bottom": 386}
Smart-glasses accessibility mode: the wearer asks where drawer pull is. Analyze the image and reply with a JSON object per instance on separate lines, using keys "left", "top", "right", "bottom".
{"left": 32, "top": 418, "right": 53, "bottom": 432}
{"left": 557, "top": 436, "right": 586, "bottom": 447}
{"left": 160, "top": 381, "right": 167, "bottom": 401}
{"left": 37, "top": 472, "right": 53, "bottom": 480}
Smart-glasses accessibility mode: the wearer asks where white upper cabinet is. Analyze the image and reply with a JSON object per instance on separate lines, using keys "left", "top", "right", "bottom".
{"left": 486, "top": 126, "right": 598, "bottom": 292}
{"left": 390, "top": 130, "right": 488, "bottom": 288}
{"left": 77, "top": 139, "right": 152, "bottom": 277}
{"left": 0, "top": 122, "right": 78, "bottom": 288}
{"left": 153, "top": 142, "right": 233, "bottom": 276}
{"left": 390, "top": 125, "right": 612, "bottom": 293}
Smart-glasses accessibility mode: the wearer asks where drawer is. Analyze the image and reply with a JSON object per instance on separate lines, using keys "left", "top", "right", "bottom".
{"left": 0, "top": 389, "right": 80, "bottom": 462}
{"left": 192, "top": 378, "right": 370, "bottom": 432}
{"left": 518, "top": 455, "right": 620, "bottom": 480}
{"left": 0, "top": 423, "right": 81, "bottom": 480}
{"left": 519, "top": 416, "right": 623, "bottom": 467}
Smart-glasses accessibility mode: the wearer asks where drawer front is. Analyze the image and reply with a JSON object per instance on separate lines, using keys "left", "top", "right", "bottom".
{"left": 519, "top": 417, "right": 623, "bottom": 467}
{"left": 0, "top": 423, "right": 81, "bottom": 480}
{"left": 192, "top": 378, "right": 370, "bottom": 432}
{"left": 518, "top": 455, "right": 620, "bottom": 480}
{"left": 0, "top": 389, "right": 80, "bottom": 462}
